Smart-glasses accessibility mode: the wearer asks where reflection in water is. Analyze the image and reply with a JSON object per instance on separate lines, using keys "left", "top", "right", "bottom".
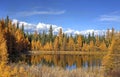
{"left": 66, "top": 64, "right": 76, "bottom": 70}
{"left": 26, "top": 54, "right": 104, "bottom": 70}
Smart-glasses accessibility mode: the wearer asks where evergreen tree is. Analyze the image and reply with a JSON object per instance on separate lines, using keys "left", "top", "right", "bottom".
{"left": 5, "top": 16, "right": 9, "bottom": 27}
{"left": 87, "top": 33, "right": 91, "bottom": 44}
{"left": 17, "top": 22, "right": 19, "bottom": 29}
{"left": 106, "top": 29, "right": 111, "bottom": 47}
{"left": 41, "top": 31, "right": 46, "bottom": 46}
{"left": 21, "top": 24, "right": 24, "bottom": 32}
{"left": 49, "top": 25, "right": 53, "bottom": 42}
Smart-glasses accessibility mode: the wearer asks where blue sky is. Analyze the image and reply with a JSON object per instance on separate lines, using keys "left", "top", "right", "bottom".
{"left": 0, "top": 0, "right": 120, "bottom": 34}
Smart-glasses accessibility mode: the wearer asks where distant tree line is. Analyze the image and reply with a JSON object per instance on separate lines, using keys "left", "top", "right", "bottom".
{"left": 0, "top": 16, "right": 120, "bottom": 62}
{"left": 0, "top": 16, "right": 120, "bottom": 77}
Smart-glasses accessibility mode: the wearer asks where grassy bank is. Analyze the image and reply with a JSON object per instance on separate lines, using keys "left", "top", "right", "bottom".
{"left": 10, "top": 64, "right": 104, "bottom": 77}
{"left": 1, "top": 63, "right": 120, "bottom": 77}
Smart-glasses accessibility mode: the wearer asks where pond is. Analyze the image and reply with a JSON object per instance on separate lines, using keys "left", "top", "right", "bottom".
{"left": 25, "top": 54, "right": 104, "bottom": 70}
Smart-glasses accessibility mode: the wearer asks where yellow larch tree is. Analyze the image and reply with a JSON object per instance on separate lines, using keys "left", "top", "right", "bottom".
{"left": 109, "top": 36, "right": 120, "bottom": 54}
{"left": 89, "top": 40, "right": 94, "bottom": 51}
{"left": 36, "top": 40, "right": 42, "bottom": 50}
{"left": 24, "top": 37, "right": 30, "bottom": 51}
{"left": 0, "top": 23, "right": 12, "bottom": 77}
{"left": 102, "top": 35, "right": 120, "bottom": 73}
{"left": 0, "top": 24, "right": 8, "bottom": 65}
{"left": 15, "top": 29, "right": 27, "bottom": 52}
{"left": 58, "top": 28, "right": 63, "bottom": 50}
{"left": 31, "top": 40, "right": 36, "bottom": 50}
{"left": 4, "top": 21, "right": 16, "bottom": 59}
{"left": 95, "top": 36, "right": 100, "bottom": 47}
{"left": 82, "top": 43, "right": 89, "bottom": 51}
{"left": 31, "top": 40, "right": 41, "bottom": 51}
{"left": 61, "top": 36, "right": 67, "bottom": 51}
{"left": 44, "top": 42, "right": 50, "bottom": 51}
{"left": 54, "top": 36, "right": 59, "bottom": 51}
{"left": 99, "top": 41, "right": 107, "bottom": 51}
{"left": 67, "top": 37, "right": 75, "bottom": 51}
{"left": 49, "top": 41, "right": 53, "bottom": 51}
{"left": 76, "top": 35, "right": 82, "bottom": 51}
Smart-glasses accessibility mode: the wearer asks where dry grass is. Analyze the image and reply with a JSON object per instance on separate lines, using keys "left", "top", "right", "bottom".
{"left": 18, "top": 65, "right": 104, "bottom": 77}
{"left": 104, "top": 68, "right": 120, "bottom": 77}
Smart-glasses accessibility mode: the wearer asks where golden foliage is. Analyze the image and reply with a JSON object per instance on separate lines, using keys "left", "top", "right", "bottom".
{"left": 54, "top": 36, "right": 59, "bottom": 51}
{"left": 15, "top": 29, "right": 30, "bottom": 52}
{"left": 109, "top": 37, "right": 120, "bottom": 53}
{"left": 31, "top": 40, "right": 41, "bottom": 50}
{"left": 0, "top": 27, "right": 8, "bottom": 65}
{"left": 67, "top": 37, "right": 75, "bottom": 51}
{"left": 99, "top": 41, "right": 107, "bottom": 51}
{"left": 102, "top": 54, "right": 115, "bottom": 72}
{"left": 76, "top": 35, "right": 82, "bottom": 51}
{"left": 89, "top": 40, "right": 95, "bottom": 51}
{"left": 82, "top": 43, "right": 90, "bottom": 51}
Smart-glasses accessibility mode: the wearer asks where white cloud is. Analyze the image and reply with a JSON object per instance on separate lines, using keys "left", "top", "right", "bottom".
{"left": 18, "top": 10, "right": 65, "bottom": 16}
{"left": 36, "top": 22, "right": 62, "bottom": 33}
{"left": 12, "top": 19, "right": 106, "bottom": 35}
{"left": 12, "top": 19, "right": 36, "bottom": 32}
{"left": 53, "top": 27, "right": 62, "bottom": 33}
{"left": 99, "top": 11, "right": 120, "bottom": 22}
{"left": 79, "top": 29, "right": 106, "bottom": 35}
{"left": 64, "top": 29, "right": 74, "bottom": 34}
{"left": 74, "top": 31, "right": 81, "bottom": 34}
{"left": 100, "top": 15, "right": 120, "bottom": 22}
{"left": 12, "top": 19, "right": 63, "bottom": 33}
{"left": 12, "top": 19, "right": 18, "bottom": 24}
{"left": 37, "top": 23, "right": 49, "bottom": 30}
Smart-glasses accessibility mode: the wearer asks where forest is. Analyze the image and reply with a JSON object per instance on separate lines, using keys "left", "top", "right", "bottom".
{"left": 0, "top": 16, "right": 120, "bottom": 77}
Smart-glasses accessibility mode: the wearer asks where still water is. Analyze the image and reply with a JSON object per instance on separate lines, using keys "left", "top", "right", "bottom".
{"left": 25, "top": 54, "right": 104, "bottom": 70}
